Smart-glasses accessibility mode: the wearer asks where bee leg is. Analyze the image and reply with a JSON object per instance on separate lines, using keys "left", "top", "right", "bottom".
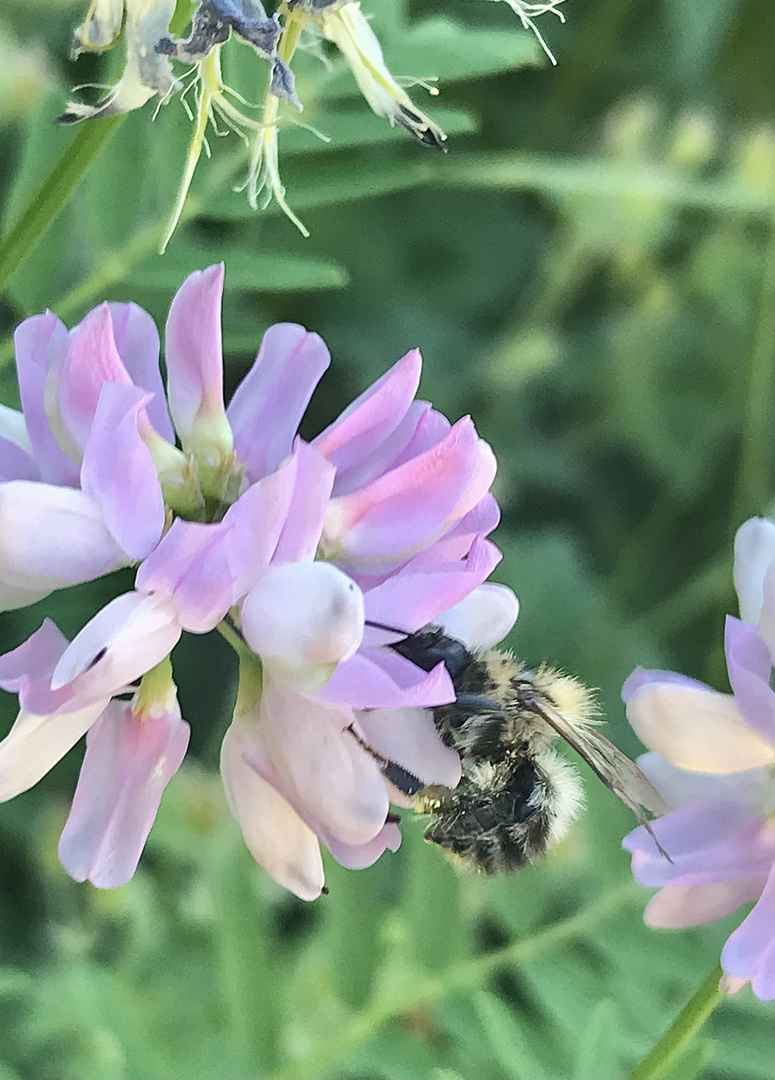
{"left": 345, "top": 724, "right": 425, "bottom": 797}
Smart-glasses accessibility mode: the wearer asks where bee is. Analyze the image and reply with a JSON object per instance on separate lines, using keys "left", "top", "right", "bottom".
{"left": 363, "top": 623, "right": 669, "bottom": 873}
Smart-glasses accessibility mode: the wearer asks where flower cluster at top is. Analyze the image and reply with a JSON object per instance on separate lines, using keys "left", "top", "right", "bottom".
{"left": 623, "top": 517, "right": 775, "bottom": 1002}
{"left": 0, "top": 263, "right": 518, "bottom": 900}
{"left": 59, "top": 0, "right": 567, "bottom": 244}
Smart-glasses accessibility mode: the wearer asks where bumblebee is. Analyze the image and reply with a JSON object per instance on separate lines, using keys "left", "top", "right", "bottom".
{"left": 365, "top": 624, "right": 669, "bottom": 874}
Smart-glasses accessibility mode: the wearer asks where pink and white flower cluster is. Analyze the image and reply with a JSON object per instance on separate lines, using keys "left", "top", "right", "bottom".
{"left": 0, "top": 264, "right": 517, "bottom": 899}
{"left": 623, "top": 517, "right": 775, "bottom": 1001}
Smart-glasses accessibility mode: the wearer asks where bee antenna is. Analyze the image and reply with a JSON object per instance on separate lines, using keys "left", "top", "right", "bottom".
{"left": 364, "top": 619, "right": 410, "bottom": 636}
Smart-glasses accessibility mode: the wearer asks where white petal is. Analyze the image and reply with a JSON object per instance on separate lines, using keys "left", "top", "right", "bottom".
{"left": 435, "top": 583, "right": 519, "bottom": 650}
{"left": 0, "top": 482, "right": 126, "bottom": 611}
{"left": 760, "top": 560, "right": 775, "bottom": 661}
{"left": 220, "top": 721, "right": 325, "bottom": 900}
{"left": 357, "top": 707, "right": 461, "bottom": 788}
{"left": 734, "top": 517, "right": 775, "bottom": 626}
{"left": 0, "top": 700, "right": 108, "bottom": 801}
{"left": 52, "top": 592, "right": 181, "bottom": 697}
{"left": 242, "top": 562, "right": 364, "bottom": 668}
{"left": 0, "top": 403, "right": 31, "bottom": 453}
{"left": 628, "top": 684, "right": 775, "bottom": 773}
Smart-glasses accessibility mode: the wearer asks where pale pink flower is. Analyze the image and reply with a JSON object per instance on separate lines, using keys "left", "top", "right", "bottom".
{"left": 0, "top": 265, "right": 509, "bottom": 897}
{"left": 623, "top": 517, "right": 775, "bottom": 1001}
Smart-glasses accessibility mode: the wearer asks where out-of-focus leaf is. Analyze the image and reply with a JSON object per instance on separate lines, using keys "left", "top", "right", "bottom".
{"left": 127, "top": 246, "right": 348, "bottom": 291}
{"left": 573, "top": 997, "right": 624, "bottom": 1080}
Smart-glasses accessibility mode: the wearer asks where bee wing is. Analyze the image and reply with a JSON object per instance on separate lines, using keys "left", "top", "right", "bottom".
{"left": 535, "top": 704, "right": 672, "bottom": 859}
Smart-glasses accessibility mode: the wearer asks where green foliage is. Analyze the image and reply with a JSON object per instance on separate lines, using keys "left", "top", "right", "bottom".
{"left": 0, "top": 0, "right": 773, "bottom": 1077}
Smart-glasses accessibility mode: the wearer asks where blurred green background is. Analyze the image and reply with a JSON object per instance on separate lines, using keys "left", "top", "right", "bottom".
{"left": 0, "top": 0, "right": 773, "bottom": 1077}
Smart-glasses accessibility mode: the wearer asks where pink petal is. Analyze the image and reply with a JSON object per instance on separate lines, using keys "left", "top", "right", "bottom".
{"left": 221, "top": 718, "right": 325, "bottom": 900}
{"left": 734, "top": 517, "right": 775, "bottom": 627}
{"left": 318, "top": 648, "right": 454, "bottom": 709}
{"left": 58, "top": 698, "right": 189, "bottom": 887}
{"left": 59, "top": 304, "right": 133, "bottom": 452}
{"left": 724, "top": 616, "right": 775, "bottom": 744}
{"left": 449, "top": 437, "right": 497, "bottom": 524}
{"left": 313, "top": 349, "right": 421, "bottom": 474}
{"left": 107, "top": 302, "right": 175, "bottom": 442}
{"left": 242, "top": 562, "right": 364, "bottom": 668}
{"left": 228, "top": 324, "right": 330, "bottom": 480}
{"left": 624, "top": 796, "right": 757, "bottom": 859}
{"left": 331, "top": 401, "right": 431, "bottom": 498}
{"left": 0, "top": 438, "right": 39, "bottom": 481}
{"left": 80, "top": 383, "right": 165, "bottom": 561}
{"left": 0, "top": 699, "right": 108, "bottom": 801}
{"left": 0, "top": 620, "right": 68, "bottom": 693}
{"left": 272, "top": 441, "right": 335, "bottom": 563}
{"left": 362, "top": 536, "right": 501, "bottom": 634}
{"left": 356, "top": 706, "right": 461, "bottom": 788}
{"left": 164, "top": 265, "right": 229, "bottom": 448}
{"left": 435, "top": 582, "right": 519, "bottom": 650}
{"left": 324, "top": 822, "right": 402, "bottom": 869}
{"left": 0, "top": 620, "right": 82, "bottom": 716}
{"left": 0, "top": 482, "right": 126, "bottom": 611}
{"left": 721, "top": 862, "right": 775, "bottom": 1000}
{"left": 13, "top": 311, "right": 79, "bottom": 486}
{"left": 252, "top": 680, "right": 389, "bottom": 847}
{"left": 52, "top": 592, "right": 181, "bottom": 698}
{"left": 223, "top": 453, "right": 299, "bottom": 597}
{"left": 0, "top": 407, "right": 39, "bottom": 480}
{"left": 644, "top": 878, "right": 765, "bottom": 929}
{"left": 396, "top": 494, "right": 501, "bottom": 573}
{"left": 626, "top": 682, "right": 775, "bottom": 772}
{"left": 627, "top": 812, "right": 775, "bottom": 887}
{"left": 135, "top": 519, "right": 234, "bottom": 632}
{"left": 323, "top": 417, "right": 484, "bottom": 564}
{"left": 387, "top": 406, "right": 451, "bottom": 470}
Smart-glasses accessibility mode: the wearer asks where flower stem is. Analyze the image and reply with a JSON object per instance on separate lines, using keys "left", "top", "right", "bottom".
{"left": 216, "top": 617, "right": 251, "bottom": 660}
{"left": 731, "top": 224, "right": 775, "bottom": 529}
{"left": 629, "top": 964, "right": 724, "bottom": 1080}
{"left": 0, "top": 114, "right": 124, "bottom": 298}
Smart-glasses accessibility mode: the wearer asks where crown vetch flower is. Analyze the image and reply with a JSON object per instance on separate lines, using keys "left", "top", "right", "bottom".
{"left": 0, "top": 265, "right": 512, "bottom": 898}
{"left": 622, "top": 517, "right": 775, "bottom": 1001}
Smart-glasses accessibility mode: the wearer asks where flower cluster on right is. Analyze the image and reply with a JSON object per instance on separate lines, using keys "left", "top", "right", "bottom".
{"left": 623, "top": 517, "right": 775, "bottom": 1002}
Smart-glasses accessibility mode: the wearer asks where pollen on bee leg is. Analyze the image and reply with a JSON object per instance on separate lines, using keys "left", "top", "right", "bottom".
{"left": 415, "top": 788, "right": 445, "bottom": 815}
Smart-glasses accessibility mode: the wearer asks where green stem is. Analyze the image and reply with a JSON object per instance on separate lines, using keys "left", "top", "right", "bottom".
{"left": 216, "top": 618, "right": 252, "bottom": 661}
{"left": 730, "top": 223, "right": 775, "bottom": 529}
{"left": 629, "top": 964, "right": 724, "bottom": 1080}
{"left": 0, "top": 115, "right": 125, "bottom": 299}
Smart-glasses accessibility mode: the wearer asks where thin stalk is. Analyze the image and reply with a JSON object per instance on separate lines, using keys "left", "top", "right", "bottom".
{"left": 629, "top": 964, "right": 724, "bottom": 1080}
{"left": 730, "top": 224, "right": 775, "bottom": 528}
{"left": 0, "top": 115, "right": 125, "bottom": 298}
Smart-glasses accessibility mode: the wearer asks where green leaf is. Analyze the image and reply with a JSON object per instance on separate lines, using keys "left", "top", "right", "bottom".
{"left": 472, "top": 989, "right": 554, "bottom": 1080}
{"left": 126, "top": 246, "right": 349, "bottom": 291}
{"left": 436, "top": 153, "right": 775, "bottom": 215}
{"left": 573, "top": 998, "right": 624, "bottom": 1080}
